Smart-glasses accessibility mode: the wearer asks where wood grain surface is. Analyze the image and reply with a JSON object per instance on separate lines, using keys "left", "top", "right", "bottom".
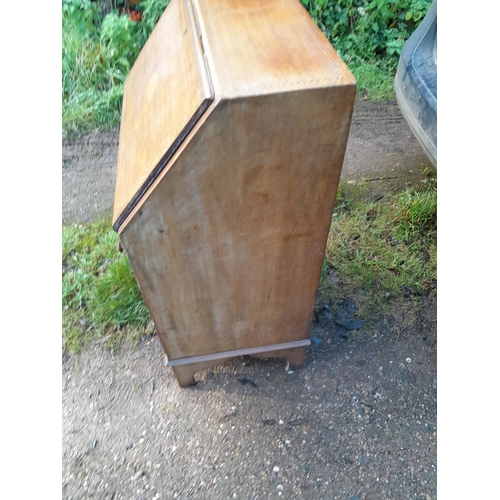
{"left": 112, "top": 0, "right": 213, "bottom": 229}
{"left": 113, "top": 0, "right": 356, "bottom": 383}
{"left": 120, "top": 87, "right": 356, "bottom": 362}
{"left": 195, "top": 0, "right": 356, "bottom": 97}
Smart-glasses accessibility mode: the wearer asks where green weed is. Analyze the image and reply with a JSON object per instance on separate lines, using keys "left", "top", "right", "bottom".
{"left": 62, "top": 221, "right": 150, "bottom": 353}
{"left": 90, "top": 257, "right": 150, "bottom": 328}
{"left": 394, "top": 181, "right": 437, "bottom": 243}
{"left": 62, "top": 0, "right": 170, "bottom": 134}
{"left": 350, "top": 62, "right": 395, "bottom": 101}
{"left": 321, "top": 176, "right": 436, "bottom": 314}
{"left": 301, "top": 0, "right": 432, "bottom": 100}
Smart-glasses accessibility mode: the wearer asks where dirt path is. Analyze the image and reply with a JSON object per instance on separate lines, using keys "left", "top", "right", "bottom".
{"left": 62, "top": 98, "right": 436, "bottom": 499}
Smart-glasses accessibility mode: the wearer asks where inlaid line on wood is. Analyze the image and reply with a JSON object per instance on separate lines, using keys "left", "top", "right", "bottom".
{"left": 288, "top": 0, "right": 343, "bottom": 82}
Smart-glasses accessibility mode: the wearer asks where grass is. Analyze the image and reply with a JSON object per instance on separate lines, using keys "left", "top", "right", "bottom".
{"left": 62, "top": 176, "right": 436, "bottom": 353}
{"left": 319, "top": 175, "right": 437, "bottom": 316}
{"left": 301, "top": 0, "right": 432, "bottom": 103}
{"left": 350, "top": 62, "right": 396, "bottom": 102}
{"left": 62, "top": 0, "right": 170, "bottom": 135}
{"left": 62, "top": 220, "right": 150, "bottom": 353}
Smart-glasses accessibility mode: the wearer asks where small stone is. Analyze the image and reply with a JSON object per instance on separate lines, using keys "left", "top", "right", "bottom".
{"left": 263, "top": 419, "right": 276, "bottom": 426}
{"left": 329, "top": 273, "right": 340, "bottom": 284}
{"left": 132, "top": 471, "right": 144, "bottom": 481}
{"left": 312, "top": 336, "right": 322, "bottom": 345}
{"left": 287, "top": 418, "right": 307, "bottom": 427}
{"left": 273, "top": 466, "right": 280, "bottom": 472}
{"left": 288, "top": 370, "right": 293, "bottom": 375}
{"left": 335, "top": 326, "right": 349, "bottom": 339}
{"left": 238, "top": 377, "right": 257, "bottom": 387}
{"left": 277, "top": 484, "right": 284, "bottom": 490}
{"left": 335, "top": 318, "right": 364, "bottom": 330}
{"left": 278, "top": 420, "right": 284, "bottom": 425}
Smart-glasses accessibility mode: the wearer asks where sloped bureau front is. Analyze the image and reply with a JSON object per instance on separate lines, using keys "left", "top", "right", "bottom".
{"left": 112, "top": 0, "right": 213, "bottom": 231}
{"left": 113, "top": 0, "right": 356, "bottom": 386}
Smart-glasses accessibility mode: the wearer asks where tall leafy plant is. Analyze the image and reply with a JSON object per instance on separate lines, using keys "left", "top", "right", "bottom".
{"left": 62, "top": 0, "right": 170, "bottom": 133}
{"left": 301, "top": 0, "right": 431, "bottom": 100}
